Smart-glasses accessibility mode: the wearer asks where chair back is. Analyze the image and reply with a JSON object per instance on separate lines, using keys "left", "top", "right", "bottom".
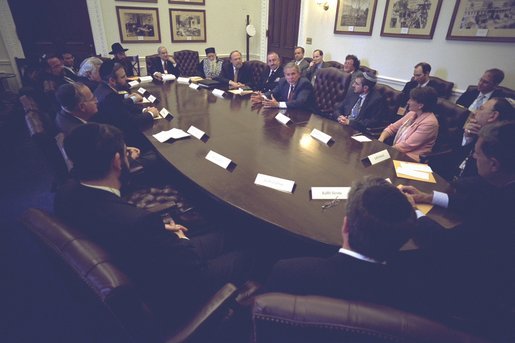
{"left": 246, "top": 60, "right": 267, "bottom": 88}
{"left": 429, "top": 76, "right": 454, "bottom": 99}
{"left": 173, "top": 50, "right": 200, "bottom": 77}
{"left": 360, "top": 65, "right": 378, "bottom": 76}
{"left": 145, "top": 54, "right": 159, "bottom": 76}
{"left": 314, "top": 68, "right": 350, "bottom": 113}
{"left": 465, "top": 85, "right": 515, "bottom": 100}
{"left": 15, "top": 57, "right": 41, "bottom": 88}
{"left": 433, "top": 98, "right": 470, "bottom": 152}
{"left": 326, "top": 60, "right": 344, "bottom": 71}
{"left": 252, "top": 293, "right": 490, "bottom": 343}
{"left": 125, "top": 55, "right": 140, "bottom": 76}
{"left": 375, "top": 83, "right": 402, "bottom": 124}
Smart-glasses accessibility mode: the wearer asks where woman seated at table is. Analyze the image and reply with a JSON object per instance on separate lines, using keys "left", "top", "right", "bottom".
{"left": 378, "top": 87, "right": 439, "bottom": 161}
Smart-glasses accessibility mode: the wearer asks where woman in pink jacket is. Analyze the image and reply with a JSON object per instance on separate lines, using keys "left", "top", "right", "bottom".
{"left": 378, "top": 87, "right": 439, "bottom": 161}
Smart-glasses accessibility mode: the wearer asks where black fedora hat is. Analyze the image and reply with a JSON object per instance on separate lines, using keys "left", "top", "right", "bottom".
{"left": 109, "top": 43, "right": 128, "bottom": 55}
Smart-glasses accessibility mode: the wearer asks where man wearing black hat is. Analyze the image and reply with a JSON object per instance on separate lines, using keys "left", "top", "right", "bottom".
{"left": 109, "top": 42, "right": 135, "bottom": 77}
{"left": 148, "top": 46, "right": 180, "bottom": 80}
{"left": 198, "top": 47, "right": 223, "bottom": 79}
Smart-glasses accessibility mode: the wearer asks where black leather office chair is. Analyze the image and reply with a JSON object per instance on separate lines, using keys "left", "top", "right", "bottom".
{"left": 174, "top": 50, "right": 200, "bottom": 77}
{"left": 125, "top": 55, "right": 141, "bottom": 76}
{"left": 429, "top": 76, "right": 454, "bottom": 99}
{"left": 326, "top": 60, "right": 344, "bottom": 71}
{"left": 360, "top": 65, "right": 378, "bottom": 76}
{"left": 246, "top": 60, "right": 267, "bottom": 89}
{"left": 313, "top": 67, "right": 350, "bottom": 114}
{"left": 145, "top": 54, "right": 159, "bottom": 76}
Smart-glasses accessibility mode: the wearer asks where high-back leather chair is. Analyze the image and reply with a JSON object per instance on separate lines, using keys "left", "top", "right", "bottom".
{"left": 125, "top": 55, "right": 141, "bottom": 76}
{"left": 313, "top": 67, "right": 350, "bottom": 114}
{"left": 145, "top": 54, "right": 159, "bottom": 76}
{"left": 360, "top": 65, "right": 378, "bottom": 76}
{"left": 375, "top": 83, "right": 402, "bottom": 124}
{"left": 252, "top": 293, "right": 490, "bottom": 343}
{"left": 174, "top": 50, "right": 200, "bottom": 77}
{"left": 429, "top": 76, "right": 454, "bottom": 99}
{"left": 246, "top": 60, "right": 267, "bottom": 89}
{"left": 21, "top": 208, "right": 239, "bottom": 343}
{"left": 432, "top": 97, "right": 470, "bottom": 153}
{"left": 326, "top": 60, "right": 344, "bottom": 71}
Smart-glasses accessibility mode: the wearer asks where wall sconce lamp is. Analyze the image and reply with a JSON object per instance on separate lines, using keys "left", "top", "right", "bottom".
{"left": 316, "top": 0, "right": 329, "bottom": 11}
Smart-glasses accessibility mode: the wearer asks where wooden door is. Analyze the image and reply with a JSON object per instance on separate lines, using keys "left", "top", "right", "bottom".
{"left": 8, "top": 0, "right": 95, "bottom": 64}
{"left": 267, "top": 0, "right": 301, "bottom": 64}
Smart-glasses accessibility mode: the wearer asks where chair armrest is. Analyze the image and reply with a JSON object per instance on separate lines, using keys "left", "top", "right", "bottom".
{"left": 166, "top": 283, "right": 238, "bottom": 343}
{"left": 419, "top": 149, "right": 453, "bottom": 164}
{"left": 365, "top": 125, "right": 387, "bottom": 139}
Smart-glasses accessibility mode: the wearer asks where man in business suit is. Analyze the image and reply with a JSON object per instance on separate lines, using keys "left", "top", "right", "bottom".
{"left": 215, "top": 50, "right": 251, "bottom": 88}
{"left": 55, "top": 82, "right": 100, "bottom": 135}
{"left": 254, "top": 51, "right": 284, "bottom": 92}
{"left": 109, "top": 42, "right": 135, "bottom": 77}
{"left": 148, "top": 46, "right": 180, "bottom": 80}
{"left": 343, "top": 54, "right": 360, "bottom": 85}
{"left": 54, "top": 123, "right": 252, "bottom": 321}
{"left": 250, "top": 62, "right": 315, "bottom": 111}
{"left": 305, "top": 49, "right": 331, "bottom": 83}
{"left": 398, "top": 62, "right": 438, "bottom": 108}
{"left": 456, "top": 68, "right": 506, "bottom": 112}
{"left": 265, "top": 177, "right": 414, "bottom": 305}
{"left": 293, "top": 46, "right": 309, "bottom": 77}
{"left": 335, "top": 72, "right": 388, "bottom": 131}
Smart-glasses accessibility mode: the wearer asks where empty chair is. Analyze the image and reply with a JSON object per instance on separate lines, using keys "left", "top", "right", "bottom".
{"left": 125, "top": 55, "right": 141, "bottom": 76}
{"left": 145, "top": 54, "right": 159, "bottom": 76}
{"left": 246, "top": 60, "right": 267, "bottom": 89}
{"left": 375, "top": 83, "right": 402, "bottom": 124}
{"left": 173, "top": 50, "right": 200, "bottom": 77}
{"left": 313, "top": 67, "right": 350, "bottom": 114}
{"left": 432, "top": 97, "right": 471, "bottom": 153}
{"left": 429, "top": 76, "right": 454, "bottom": 99}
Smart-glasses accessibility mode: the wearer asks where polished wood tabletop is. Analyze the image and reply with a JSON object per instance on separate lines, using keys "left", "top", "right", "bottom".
{"left": 142, "top": 81, "right": 458, "bottom": 247}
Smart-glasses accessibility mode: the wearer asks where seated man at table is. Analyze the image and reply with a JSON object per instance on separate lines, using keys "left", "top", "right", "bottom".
{"left": 250, "top": 62, "right": 315, "bottom": 111}
{"left": 109, "top": 42, "right": 135, "bottom": 77}
{"left": 334, "top": 71, "right": 388, "bottom": 132}
{"left": 38, "top": 53, "right": 76, "bottom": 113}
{"left": 214, "top": 50, "right": 251, "bottom": 89}
{"left": 198, "top": 47, "right": 223, "bottom": 79}
{"left": 254, "top": 51, "right": 284, "bottom": 93}
{"left": 265, "top": 176, "right": 414, "bottom": 305}
{"left": 343, "top": 54, "right": 360, "bottom": 85}
{"left": 76, "top": 56, "right": 103, "bottom": 93}
{"left": 293, "top": 46, "right": 309, "bottom": 76}
{"left": 54, "top": 123, "right": 253, "bottom": 322}
{"left": 456, "top": 68, "right": 505, "bottom": 112}
{"left": 398, "top": 62, "right": 438, "bottom": 109}
{"left": 148, "top": 46, "right": 180, "bottom": 80}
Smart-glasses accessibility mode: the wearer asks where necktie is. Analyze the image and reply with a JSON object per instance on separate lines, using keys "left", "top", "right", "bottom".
{"left": 233, "top": 68, "right": 238, "bottom": 82}
{"left": 349, "top": 97, "right": 363, "bottom": 119}
{"left": 469, "top": 94, "right": 486, "bottom": 112}
{"left": 163, "top": 61, "right": 168, "bottom": 74}
{"left": 288, "top": 85, "right": 295, "bottom": 101}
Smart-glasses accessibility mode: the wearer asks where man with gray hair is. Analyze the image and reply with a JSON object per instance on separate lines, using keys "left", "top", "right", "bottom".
{"left": 76, "top": 57, "right": 103, "bottom": 92}
{"left": 148, "top": 46, "right": 180, "bottom": 80}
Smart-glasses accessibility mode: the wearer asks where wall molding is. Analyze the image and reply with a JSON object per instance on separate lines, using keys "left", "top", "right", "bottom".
{"left": 86, "top": 0, "right": 108, "bottom": 56}
{"left": 0, "top": 0, "right": 25, "bottom": 88}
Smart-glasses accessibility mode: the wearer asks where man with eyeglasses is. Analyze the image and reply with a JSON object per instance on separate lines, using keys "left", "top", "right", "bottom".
{"left": 456, "top": 69, "right": 506, "bottom": 112}
{"left": 398, "top": 62, "right": 438, "bottom": 109}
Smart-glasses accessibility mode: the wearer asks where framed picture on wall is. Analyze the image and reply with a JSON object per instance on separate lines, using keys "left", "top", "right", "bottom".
{"left": 116, "top": 6, "right": 161, "bottom": 43}
{"left": 380, "top": 0, "right": 442, "bottom": 39}
{"left": 334, "top": 0, "right": 378, "bottom": 35}
{"left": 115, "top": 0, "right": 157, "bottom": 2}
{"left": 170, "top": 9, "right": 207, "bottom": 42}
{"left": 447, "top": 0, "right": 515, "bottom": 42}
{"left": 169, "top": 0, "right": 205, "bottom": 5}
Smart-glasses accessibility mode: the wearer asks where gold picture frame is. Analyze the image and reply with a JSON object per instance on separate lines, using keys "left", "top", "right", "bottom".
{"left": 116, "top": 6, "right": 161, "bottom": 43}
{"left": 380, "top": 0, "right": 442, "bottom": 39}
{"left": 169, "top": 9, "right": 207, "bottom": 43}
{"left": 447, "top": 0, "right": 515, "bottom": 42}
{"left": 334, "top": 0, "right": 378, "bottom": 36}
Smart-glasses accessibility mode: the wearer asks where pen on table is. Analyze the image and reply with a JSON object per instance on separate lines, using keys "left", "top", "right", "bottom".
{"left": 352, "top": 132, "right": 363, "bottom": 136}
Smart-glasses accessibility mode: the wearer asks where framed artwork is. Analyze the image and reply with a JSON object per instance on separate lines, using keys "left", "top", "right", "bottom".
{"left": 170, "top": 9, "right": 207, "bottom": 42}
{"left": 116, "top": 6, "right": 161, "bottom": 43}
{"left": 334, "top": 0, "right": 378, "bottom": 36}
{"left": 447, "top": 0, "right": 515, "bottom": 42}
{"left": 115, "top": 0, "right": 157, "bottom": 2}
{"left": 169, "top": 0, "right": 205, "bottom": 4}
{"left": 380, "top": 0, "right": 442, "bottom": 39}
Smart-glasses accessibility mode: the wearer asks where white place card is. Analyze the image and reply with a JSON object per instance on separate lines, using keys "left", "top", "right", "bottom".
{"left": 396, "top": 167, "right": 430, "bottom": 180}
{"left": 476, "top": 29, "right": 488, "bottom": 37}
{"left": 159, "top": 108, "right": 172, "bottom": 119}
{"left": 177, "top": 77, "right": 190, "bottom": 84}
{"left": 255, "top": 173, "right": 295, "bottom": 193}
{"left": 400, "top": 27, "right": 409, "bottom": 34}
{"left": 311, "top": 187, "right": 350, "bottom": 200}
{"left": 137, "top": 87, "right": 147, "bottom": 95}
{"left": 399, "top": 162, "right": 432, "bottom": 173}
{"left": 187, "top": 125, "right": 205, "bottom": 140}
{"left": 189, "top": 83, "right": 200, "bottom": 90}
{"left": 162, "top": 74, "right": 176, "bottom": 81}
{"left": 205, "top": 150, "right": 232, "bottom": 169}
{"left": 152, "top": 128, "right": 190, "bottom": 143}
{"left": 139, "top": 76, "right": 153, "bottom": 83}
{"left": 128, "top": 80, "right": 139, "bottom": 88}
{"left": 310, "top": 128, "right": 332, "bottom": 144}
{"left": 275, "top": 113, "right": 291, "bottom": 125}
{"left": 367, "top": 149, "right": 391, "bottom": 165}
{"left": 147, "top": 94, "right": 157, "bottom": 103}
{"left": 351, "top": 135, "right": 372, "bottom": 142}
{"left": 212, "top": 89, "right": 225, "bottom": 97}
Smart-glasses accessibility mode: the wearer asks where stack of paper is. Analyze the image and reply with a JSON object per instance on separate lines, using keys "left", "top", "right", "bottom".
{"left": 152, "top": 128, "right": 190, "bottom": 143}
{"left": 393, "top": 160, "right": 436, "bottom": 183}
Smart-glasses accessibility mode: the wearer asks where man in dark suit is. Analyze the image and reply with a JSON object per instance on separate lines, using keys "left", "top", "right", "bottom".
{"left": 55, "top": 82, "right": 100, "bottom": 135}
{"left": 250, "top": 62, "right": 315, "bottom": 111}
{"left": 343, "top": 54, "right": 360, "bottom": 85}
{"left": 334, "top": 72, "right": 388, "bottom": 131}
{"left": 54, "top": 123, "right": 252, "bottom": 321}
{"left": 214, "top": 50, "right": 251, "bottom": 88}
{"left": 254, "top": 51, "right": 284, "bottom": 92}
{"left": 265, "top": 177, "right": 414, "bottom": 306}
{"left": 148, "top": 46, "right": 180, "bottom": 80}
{"left": 109, "top": 42, "right": 135, "bottom": 77}
{"left": 304, "top": 49, "right": 331, "bottom": 83}
{"left": 398, "top": 62, "right": 438, "bottom": 108}
{"left": 456, "top": 68, "right": 506, "bottom": 112}
{"left": 293, "top": 46, "right": 309, "bottom": 77}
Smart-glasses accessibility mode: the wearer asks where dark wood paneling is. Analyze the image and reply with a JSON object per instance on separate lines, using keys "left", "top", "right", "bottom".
{"left": 267, "top": 0, "right": 301, "bottom": 63}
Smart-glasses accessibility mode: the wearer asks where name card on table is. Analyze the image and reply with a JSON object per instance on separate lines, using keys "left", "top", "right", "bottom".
{"left": 310, "top": 128, "right": 332, "bottom": 144}
{"left": 162, "top": 74, "right": 176, "bottom": 81}
{"left": 367, "top": 149, "right": 391, "bottom": 165}
{"left": 152, "top": 128, "right": 190, "bottom": 143}
{"left": 137, "top": 87, "right": 147, "bottom": 95}
{"left": 311, "top": 187, "right": 350, "bottom": 200}
{"left": 147, "top": 94, "right": 157, "bottom": 103}
{"left": 128, "top": 80, "right": 139, "bottom": 88}
{"left": 159, "top": 108, "right": 173, "bottom": 119}
{"left": 139, "top": 76, "right": 153, "bottom": 83}
{"left": 205, "top": 150, "right": 232, "bottom": 169}
{"left": 255, "top": 173, "right": 295, "bottom": 193}
{"left": 351, "top": 135, "right": 372, "bottom": 142}
{"left": 275, "top": 113, "right": 291, "bottom": 125}
{"left": 187, "top": 125, "right": 205, "bottom": 140}
{"left": 189, "top": 83, "right": 200, "bottom": 90}
{"left": 177, "top": 77, "right": 190, "bottom": 84}
{"left": 212, "top": 89, "right": 225, "bottom": 97}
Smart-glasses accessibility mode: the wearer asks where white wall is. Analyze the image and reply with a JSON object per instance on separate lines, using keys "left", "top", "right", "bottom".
{"left": 298, "top": 0, "right": 515, "bottom": 91}
{"left": 0, "top": 31, "right": 17, "bottom": 92}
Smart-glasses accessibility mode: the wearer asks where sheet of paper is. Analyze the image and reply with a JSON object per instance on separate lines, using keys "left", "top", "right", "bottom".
{"left": 275, "top": 113, "right": 291, "bottom": 125}
{"left": 212, "top": 89, "right": 225, "bottom": 97}
{"left": 351, "top": 135, "right": 371, "bottom": 142}
{"left": 367, "top": 149, "right": 390, "bottom": 165}
{"left": 311, "top": 187, "right": 350, "bottom": 200}
{"left": 205, "top": 150, "right": 232, "bottom": 169}
{"left": 177, "top": 77, "right": 190, "bottom": 84}
{"left": 137, "top": 87, "right": 147, "bottom": 95}
{"left": 189, "top": 76, "right": 203, "bottom": 82}
{"left": 399, "top": 161, "right": 433, "bottom": 173}
{"left": 189, "top": 83, "right": 200, "bottom": 90}
{"left": 139, "top": 76, "right": 153, "bottom": 83}
{"left": 159, "top": 108, "right": 172, "bottom": 119}
{"left": 255, "top": 173, "right": 295, "bottom": 193}
{"left": 310, "top": 128, "right": 332, "bottom": 144}
{"left": 128, "top": 80, "right": 139, "bottom": 88}
{"left": 147, "top": 94, "right": 157, "bottom": 103}
{"left": 152, "top": 128, "right": 190, "bottom": 143}
{"left": 416, "top": 204, "right": 433, "bottom": 215}
{"left": 162, "top": 74, "right": 176, "bottom": 81}
{"left": 396, "top": 167, "right": 430, "bottom": 180}
{"left": 187, "top": 125, "right": 205, "bottom": 140}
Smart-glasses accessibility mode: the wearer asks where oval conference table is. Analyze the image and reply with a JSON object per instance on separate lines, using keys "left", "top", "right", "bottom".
{"left": 141, "top": 81, "right": 459, "bottom": 248}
